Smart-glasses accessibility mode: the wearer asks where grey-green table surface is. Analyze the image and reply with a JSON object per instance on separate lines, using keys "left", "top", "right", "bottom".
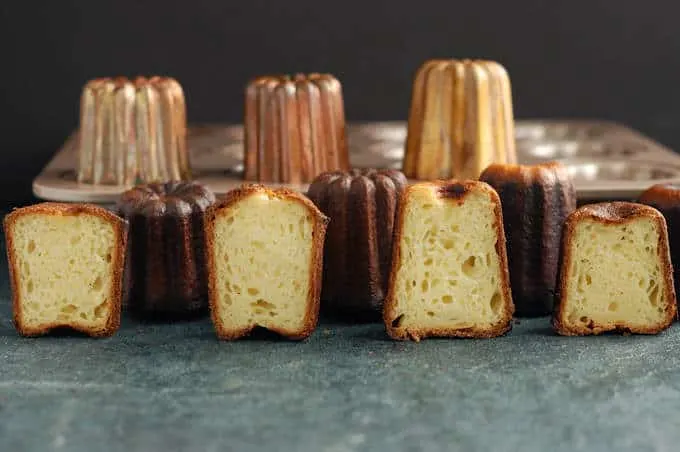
{"left": 2, "top": 239, "right": 680, "bottom": 452}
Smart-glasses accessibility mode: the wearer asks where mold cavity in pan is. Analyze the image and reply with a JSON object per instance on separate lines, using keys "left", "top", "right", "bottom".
{"left": 366, "top": 144, "right": 404, "bottom": 160}
{"left": 348, "top": 123, "right": 407, "bottom": 144}
{"left": 190, "top": 145, "right": 243, "bottom": 175}
{"left": 515, "top": 124, "right": 547, "bottom": 141}
{"left": 193, "top": 143, "right": 242, "bottom": 160}
{"left": 598, "top": 142, "right": 649, "bottom": 157}
{"left": 565, "top": 161, "right": 680, "bottom": 182}
{"left": 527, "top": 141, "right": 583, "bottom": 158}
{"left": 188, "top": 125, "right": 243, "bottom": 149}
{"left": 224, "top": 125, "right": 245, "bottom": 141}
{"left": 516, "top": 122, "right": 614, "bottom": 143}
{"left": 58, "top": 170, "right": 77, "bottom": 182}
{"left": 524, "top": 140, "right": 649, "bottom": 159}
{"left": 350, "top": 145, "right": 403, "bottom": 170}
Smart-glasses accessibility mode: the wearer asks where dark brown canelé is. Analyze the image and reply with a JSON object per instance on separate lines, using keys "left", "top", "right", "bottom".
{"left": 480, "top": 161, "right": 577, "bottom": 317}
{"left": 117, "top": 182, "right": 216, "bottom": 317}
{"left": 307, "top": 169, "right": 408, "bottom": 319}
{"left": 639, "top": 183, "right": 680, "bottom": 300}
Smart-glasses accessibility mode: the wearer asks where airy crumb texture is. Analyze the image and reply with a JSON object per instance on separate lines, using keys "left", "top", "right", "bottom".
{"left": 205, "top": 185, "right": 328, "bottom": 340}
{"left": 384, "top": 181, "right": 514, "bottom": 341}
{"left": 3, "top": 203, "right": 128, "bottom": 337}
{"left": 553, "top": 202, "right": 677, "bottom": 336}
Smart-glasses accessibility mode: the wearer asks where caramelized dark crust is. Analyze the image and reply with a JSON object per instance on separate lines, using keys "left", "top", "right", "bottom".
{"left": 243, "top": 74, "right": 349, "bottom": 184}
{"left": 480, "top": 162, "right": 576, "bottom": 317}
{"left": 573, "top": 202, "right": 664, "bottom": 221}
{"left": 383, "top": 180, "right": 515, "bottom": 341}
{"left": 639, "top": 184, "right": 680, "bottom": 301}
{"left": 204, "top": 184, "right": 329, "bottom": 340}
{"left": 4, "top": 203, "right": 128, "bottom": 338}
{"left": 552, "top": 202, "right": 677, "bottom": 335}
{"left": 117, "top": 182, "right": 216, "bottom": 317}
{"left": 307, "top": 169, "right": 407, "bottom": 319}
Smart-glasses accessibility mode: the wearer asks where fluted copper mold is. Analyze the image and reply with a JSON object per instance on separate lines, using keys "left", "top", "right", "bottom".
{"left": 244, "top": 73, "right": 350, "bottom": 183}
{"left": 403, "top": 59, "right": 517, "bottom": 180}
{"left": 77, "top": 76, "right": 190, "bottom": 186}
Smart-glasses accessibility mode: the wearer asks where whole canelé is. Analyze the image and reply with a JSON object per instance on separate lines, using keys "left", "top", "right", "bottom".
{"left": 480, "top": 162, "right": 577, "bottom": 316}
{"left": 117, "top": 181, "right": 216, "bottom": 317}
{"left": 307, "top": 169, "right": 408, "bottom": 319}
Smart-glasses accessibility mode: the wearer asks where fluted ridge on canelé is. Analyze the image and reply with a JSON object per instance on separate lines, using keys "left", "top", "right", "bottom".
{"left": 77, "top": 76, "right": 190, "bottom": 186}
{"left": 480, "top": 161, "right": 576, "bottom": 317}
{"left": 117, "top": 181, "right": 216, "bottom": 316}
{"left": 403, "top": 59, "right": 516, "bottom": 181}
{"left": 307, "top": 169, "right": 407, "bottom": 317}
{"left": 244, "top": 73, "right": 350, "bottom": 184}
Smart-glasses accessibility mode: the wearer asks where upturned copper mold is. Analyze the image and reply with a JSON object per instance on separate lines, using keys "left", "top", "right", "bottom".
{"left": 77, "top": 76, "right": 190, "bottom": 186}
{"left": 243, "top": 73, "right": 349, "bottom": 184}
{"left": 403, "top": 60, "right": 517, "bottom": 180}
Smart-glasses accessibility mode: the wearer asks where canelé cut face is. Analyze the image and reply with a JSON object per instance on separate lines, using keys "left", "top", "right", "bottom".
{"left": 211, "top": 193, "right": 314, "bottom": 332}
{"left": 562, "top": 218, "right": 668, "bottom": 329}
{"left": 11, "top": 214, "right": 117, "bottom": 329}
{"left": 390, "top": 185, "right": 506, "bottom": 331}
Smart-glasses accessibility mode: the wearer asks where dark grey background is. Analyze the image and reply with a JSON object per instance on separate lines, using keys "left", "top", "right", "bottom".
{"left": 2, "top": 1, "right": 679, "bottom": 206}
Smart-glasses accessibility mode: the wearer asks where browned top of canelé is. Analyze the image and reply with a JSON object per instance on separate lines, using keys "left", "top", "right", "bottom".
{"left": 567, "top": 201, "right": 663, "bottom": 226}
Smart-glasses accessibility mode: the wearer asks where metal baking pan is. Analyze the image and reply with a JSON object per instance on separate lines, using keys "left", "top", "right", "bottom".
{"left": 33, "top": 119, "right": 680, "bottom": 203}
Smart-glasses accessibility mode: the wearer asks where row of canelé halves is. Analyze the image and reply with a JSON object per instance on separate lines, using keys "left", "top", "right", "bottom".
{"left": 5, "top": 161, "right": 680, "bottom": 340}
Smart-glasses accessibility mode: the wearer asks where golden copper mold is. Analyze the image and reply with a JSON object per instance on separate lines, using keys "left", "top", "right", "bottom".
{"left": 403, "top": 60, "right": 516, "bottom": 180}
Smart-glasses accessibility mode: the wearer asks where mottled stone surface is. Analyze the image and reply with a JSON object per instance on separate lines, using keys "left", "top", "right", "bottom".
{"left": 1, "top": 241, "right": 680, "bottom": 452}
